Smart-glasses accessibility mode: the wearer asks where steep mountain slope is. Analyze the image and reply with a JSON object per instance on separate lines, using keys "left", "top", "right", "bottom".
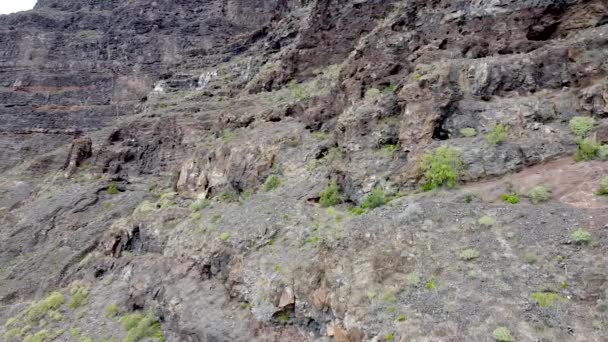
{"left": 1, "top": 0, "right": 607, "bottom": 341}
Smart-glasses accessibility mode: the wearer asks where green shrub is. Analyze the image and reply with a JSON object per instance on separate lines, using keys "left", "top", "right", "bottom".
{"left": 219, "top": 232, "right": 231, "bottom": 241}
{"left": 486, "top": 123, "right": 508, "bottom": 145}
{"left": 459, "top": 127, "right": 477, "bottom": 137}
{"left": 121, "top": 313, "right": 164, "bottom": 342}
{"left": 381, "top": 144, "right": 398, "bottom": 157}
{"left": 107, "top": 182, "right": 119, "bottom": 195}
{"left": 319, "top": 181, "right": 342, "bottom": 207}
{"left": 500, "top": 193, "right": 519, "bottom": 204}
{"left": 349, "top": 207, "right": 367, "bottom": 216}
{"left": 458, "top": 249, "right": 480, "bottom": 261}
{"left": 288, "top": 80, "right": 306, "bottom": 101}
{"left": 276, "top": 312, "right": 290, "bottom": 324}
{"left": 478, "top": 215, "right": 495, "bottom": 227}
{"left": 69, "top": 287, "right": 89, "bottom": 309}
{"left": 365, "top": 88, "right": 381, "bottom": 98}
{"left": 69, "top": 327, "right": 81, "bottom": 337}
{"left": 23, "top": 330, "right": 49, "bottom": 342}
{"left": 120, "top": 313, "right": 144, "bottom": 331}
{"left": 569, "top": 116, "right": 596, "bottom": 137}
{"left": 424, "top": 278, "right": 437, "bottom": 290}
{"left": 597, "top": 144, "right": 608, "bottom": 160}
{"left": 419, "top": 146, "right": 463, "bottom": 190}
{"left": 571, "top": 228, "right": 591, "bottom": 244}
{"left": 492, "top": 327, "right": 514, "bottom": 342}
{"left": 105, "top": 304, "right": 119, "bottom": 318}
{"left": 396, "top": 314, "right": 407, "bottom": 322}
{"left": 263, "top": 175, "right": 281, "bottom": 192}
{"left": 598, "top": 176, "right": 608, "bottom": 195}
{"left": 384, "top": 333, "right": 395, "bottom": 341}
{"left": 574, "top": 138, "right": 599, "bottom": 161}
{"left": 527, "top": 186, "right": 551, "bottom": 204}
{"left": 26, "top": 292, "right": 65, "bottom": 323}
{"left": 360, "top": 186, "right": 387, "bottom": 209}
{"left": 189, "top": 198, "right": 210, "bottom": 212}
{"left": 531, "top": 291, "right": 567, "bottom": 308}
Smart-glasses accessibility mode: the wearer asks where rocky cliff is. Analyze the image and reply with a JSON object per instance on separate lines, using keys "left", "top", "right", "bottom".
{"left": 1, "top": 0, "right": 607, "bottom": 341}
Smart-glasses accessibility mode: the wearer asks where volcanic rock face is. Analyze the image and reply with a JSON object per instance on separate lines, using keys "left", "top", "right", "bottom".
{"left": 1, "top": 0, "right": 608, "bottom": 341}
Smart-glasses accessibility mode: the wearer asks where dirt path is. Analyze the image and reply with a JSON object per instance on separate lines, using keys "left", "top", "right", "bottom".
{"left": 464, "top": 157, "right": 608, "bottom": 209}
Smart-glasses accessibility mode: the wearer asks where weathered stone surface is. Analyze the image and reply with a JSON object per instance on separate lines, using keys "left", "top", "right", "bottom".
{"left": 1, "top": 0, "right": 608, "bottom": 341}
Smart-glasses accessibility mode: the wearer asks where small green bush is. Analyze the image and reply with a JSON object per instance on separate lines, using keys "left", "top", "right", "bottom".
{"left": 69, "top": 287, "right": 89, "bottom": 309}
{"left": 319, "top": 181, "right": 342, "bottom": 207}
{"left": 527, "top": 186, "right": 551, "bottom": 204}
{"left": 574, "top": 138, "right": 599, "bottom": 161}
{"left": 478, "top": 215, "right": 495, "bottom": 227}
{"left": 597, "top": 145, "right": 608, "bottom": 160}
{"left": 365, "top": 88, "right": 381, "bottom": 98}
{"left": 396, "top": 314, "right": 407, "bottom": 322}
{"left": 424, "top": 278, "right": 437, "bottom": 290}
{"left": 459, "top": 127, "right": 477, "bottom": 137}
{"left": 571, "top": 228, "right": 591, "bottom": 244}
{"left": 500, "top": 193, "right": 519, "bottom": 204}
{"left": 569, "top": 116, "right": 596, "bottom": 137}
{"left": 26, "top": 292, "right": 65, "bottom": 323}
{"left": 492, "top": 327, "right": 514, "bottom": 342}
{"left": 263, "top": 175, "right": 281, "bottom": 192}
{"left": 23, "top": 330, "right": 49, "bottom": 342}
{"left": 219, "top": 232, "right": 231, "bottom": 241}
{"left": 349, "top": 207, "right": 367, "bottom": 215}
{"left": 107, "top": 182, "right": 119, "bottom": 195}
{"left": 47, "top": 310, "right": 63, "bottom": 321}
{"left": 486, "top": 123, "right": 508, "bottom": 145}
{"left": 105, "top": 304, "right": 119, "bottom": 318}
{"left": 419, "top": 146, "right": 463, "bottom": 190}
{"left": 120, "top": 313, "right": 165, "bottom": 342}
{"left": 458, "top": 249, "right": 480, "bottom": 261}
{"left": 360, "top": 186, "right": 388, "bottom": 209}
{"left": 598, "top": 176, "right": 608, "bottom": 195}
{"left": 189, "top": 198, "right": 210, "bottom": 212}
{"left": 531, "top": 291, "right": 567, "bottom": 308}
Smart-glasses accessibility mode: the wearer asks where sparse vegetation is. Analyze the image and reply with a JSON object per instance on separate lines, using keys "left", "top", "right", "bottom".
{"left": 381, "top": 144, "right": 398, "bottom": 157}
{"left": 419, "top": 146, "right": 463, "bottom": 190}
{"left": 569, "top": 116, "right": 596, "bottom": 137}
{"left": 597, "top": 176, "right": 608, "bottom": 195}
{"left": 486, "top": 123, "right": 508, "bottom": 145}
{"left": 105, "top": 303, "right": 119, "bottom": 318}
{"left": 189, "top": 198, "right": 210, "bottom": 212}
{"left": 219, "top": 232, "right": 231, "bottom": 241}
{"left": 384, "top": 333, "right": 395, "bottom": 341}
{"left": 500, "top": 193, "right": 519, "bottom": 204}
{"left": 276, "top": 312, "right": 290, "bottom": 324}
{"left": 396, "top": 314, "right": 407, "bottom": 322}
{"left": 68, "top": 286, "right": 89, "bottom": 309}
{"left": 492, "top": 327, "right": 514, "bottom": 342}
{"left": 360, "top": 186, "right": 388, "bottom": 209}
{"left": 459, "top": 127, "right": 477, "bottom": 137}
{"left": 478, "top": 215, "right": 496, "bottom": 227}
{"left": 458, "top": 249, "right": 480, "bottom": 261}
{"left": 574, "top": 138, "right": 599, "bottom": 161}
{"left": 424, "top": 278, "right": 437, "bottom": 290}
{"left": 571, "top": 228, "right": 591, "bottom": 244}
{"left": 107, "top": 182, "right": 119, "bottom": 195}
{"left": 527, "top": 185, "right": 551, "bottom": 204}
{"left": 120, "top": 313, "right": 165, "bottom": 342}
{"left": 24, "top": 291, "right": 65, "bottom": 323}
{"left": 263, "top": 175, "right": 281, "bottom": 192}
{"left": 531, "top": 291, "right": 567, "bottom": 308}
{"left": 365, "top": 87, "right": 381, "bottom": 98}
{"left": 597, "top": 144, "right": 608, "bottom": 160}
{"left": 319, "top": 181, "right": 342, "bottom": 207}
